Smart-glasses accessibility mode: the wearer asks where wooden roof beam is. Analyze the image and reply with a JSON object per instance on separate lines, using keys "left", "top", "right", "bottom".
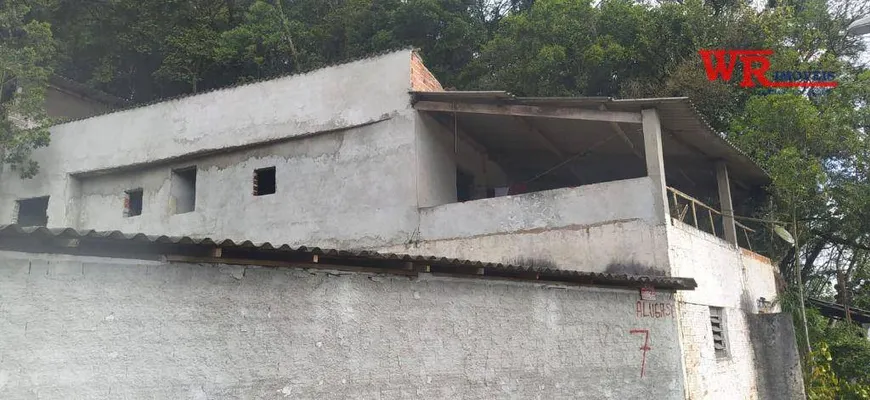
{"left": 513, "top": 116, "right": 585, "bottom": 183}
{"left": 428, "top": 113, "right": 513, "bottom": 177}
{"left": 600, "top": 105, "right": 645, "bottom": 161}
{"left": 414, "top": 101, "right": 642, "bottom": 124}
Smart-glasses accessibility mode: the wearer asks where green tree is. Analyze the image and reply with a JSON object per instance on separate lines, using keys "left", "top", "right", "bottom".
{"left": 803, "top": 308, "right": 870, "bottom": 398}
{"left": 0, "top": 0, "right": 54, "bottom": 178}
{"left": 215, "top": 0, "right": 306, "bottom": 82}
{"left": 154, "top": 1, "right": 232, "bottom": 92}
{"left": 42, "top": 0, "right": 491, "bottom": 100}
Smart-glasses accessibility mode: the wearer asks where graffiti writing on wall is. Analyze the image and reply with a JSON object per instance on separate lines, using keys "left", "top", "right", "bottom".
{"left": 629, "top": 329, "right": 651, "bottom": 378}
{"left": 636, "top": 301, "right": 674, "bottom": 319}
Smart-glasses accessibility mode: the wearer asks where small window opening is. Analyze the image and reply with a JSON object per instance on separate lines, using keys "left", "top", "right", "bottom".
{"left": 125, "top": 189, "right": 143, "bottom": 217}
{"left": 709, "top": 306, "right": 728, "bottom": 357}
{"left": 456, "top": 168, "right": 474, "bottom": 202}
{"left": 253, "top": 167, "right": 276, "bottom": 196}
{"left": 16, "top": 196, "right": 49, "bottom": 227}
{"left": 171, "top": 167, "right": 197, "bottom": 214}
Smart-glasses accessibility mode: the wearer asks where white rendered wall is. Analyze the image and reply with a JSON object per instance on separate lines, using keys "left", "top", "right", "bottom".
{"left": 668, "top": 220, "right": 781, "bottom": 400}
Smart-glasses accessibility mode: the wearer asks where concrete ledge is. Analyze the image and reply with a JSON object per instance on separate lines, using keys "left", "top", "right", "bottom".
{"left": 44, "top": 50, "right": 414, "bottom": 175}
{"left": 418, "top": 177, "right": 658, "bottom": 241}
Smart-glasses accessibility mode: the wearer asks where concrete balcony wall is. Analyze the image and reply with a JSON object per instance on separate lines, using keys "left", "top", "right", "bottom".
{"left": 667, "top": 220, "right": 782, "bottom": 400}
{"left": 377, "top": 177, "right": 672, "bottom": 274}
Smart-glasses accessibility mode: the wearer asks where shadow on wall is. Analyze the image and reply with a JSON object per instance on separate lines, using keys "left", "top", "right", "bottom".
{"left": 507, "top": 257, "right": 559, "bottom": 270}
{"left": 605, "top": 261, "right": 664, "bottom": 276}
{"left": 747, "top": 312, "right": 807, "bottom": 400}
{"left": 503, "top": 258, "right": 666, "bottom": 276}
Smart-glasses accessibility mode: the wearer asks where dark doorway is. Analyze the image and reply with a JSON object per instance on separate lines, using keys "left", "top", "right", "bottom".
{"left": 456, "top": 168, "right": 474, "bottom": 202}
{"left": 171, "top": 167, "right": 197, "bottom": 214}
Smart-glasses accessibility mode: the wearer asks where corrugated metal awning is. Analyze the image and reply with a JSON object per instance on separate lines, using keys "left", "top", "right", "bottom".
{"left": 807, "top": 298, "right": 870, "bottom": 324}
{"left": 410, "top": 92, "right": 770, "bottom": 188}
{"left": 0, "top": 224, "right": 697, "bottom": 291}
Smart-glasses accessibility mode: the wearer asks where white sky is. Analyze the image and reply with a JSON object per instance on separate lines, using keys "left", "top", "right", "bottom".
{"left": 859, "top": 36, "right": 870, "bottom": 65}
{"left": 747, "top": 0, "right": 868, "bottom": 65}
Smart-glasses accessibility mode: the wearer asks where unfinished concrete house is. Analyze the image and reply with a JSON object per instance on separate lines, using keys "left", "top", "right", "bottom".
{"left": 44, "top": 76, "right": 128, "bottom": 120}
{"left": 0, "top": 49, "right": 804, "bottom": 399}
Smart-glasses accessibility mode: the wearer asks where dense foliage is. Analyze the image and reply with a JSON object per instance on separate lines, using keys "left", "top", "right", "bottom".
{"left": 0, "top": 0, "right": 53, "bottom": 177}
{"left": 804, "top": 308, "right": 870, "bottom": 398}
{"left": 1, "top": 0, "right": 869, "bottom": 395}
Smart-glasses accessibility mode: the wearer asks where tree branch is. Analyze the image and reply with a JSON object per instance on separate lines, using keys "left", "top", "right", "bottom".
{"left": 811, "top": 230, "right": 870, "bottom": 252}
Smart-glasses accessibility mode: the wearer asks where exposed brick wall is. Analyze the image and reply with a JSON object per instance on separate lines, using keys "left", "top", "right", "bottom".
{"left": 668, "top": 221, "right": 788, "bottom": 400}
{"left": 410, "top": 51, "right": 444, "bottom": 92}
{"left": 678, "top": 302, "right": 761, "bottom": 400}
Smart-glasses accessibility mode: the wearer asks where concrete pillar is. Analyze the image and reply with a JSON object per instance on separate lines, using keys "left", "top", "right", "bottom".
{"left": 60, "top": 176, "right": 82, "bottom": 228}
{"left": 716, "top": 161, "right": 738, "bottom": 246}
{"left": 642, "top": 109, "right": 669, "bottom": 224}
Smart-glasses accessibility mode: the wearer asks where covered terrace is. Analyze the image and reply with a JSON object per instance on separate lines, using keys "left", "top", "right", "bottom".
{"left": 410, "top": 91, "right": 772, "bottom": 251}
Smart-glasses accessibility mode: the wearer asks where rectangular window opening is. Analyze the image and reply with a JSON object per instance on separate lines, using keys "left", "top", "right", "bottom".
{"left": 16, "top": 196, "right": 49, "bottom": 227}
{"left": 253, "top": 167, "right": 276, "bottom": 196}
{"left": 709, "top": 306, "right": 728, "bottom": 357}
{"left": 125, "top": 189, "right": 143, "bottom": 217}
{"left": 171, "top": 167, "right": 197, "bottom": 214}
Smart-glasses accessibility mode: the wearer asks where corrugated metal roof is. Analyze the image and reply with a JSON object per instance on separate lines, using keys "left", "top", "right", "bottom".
{"left": 410, "top": 92, "right": 770, "bottom": 186}
{"left": 49, "top": 76, "right": 130, "bottom": 107}
{"left": 0, "top": 224, "right": 697, "bottom": 290}
{"left": 51, "top": 47, "right": 416, "bottom": 126}
{"left": 807, "top": 298, "right": 870, "bottom": 324}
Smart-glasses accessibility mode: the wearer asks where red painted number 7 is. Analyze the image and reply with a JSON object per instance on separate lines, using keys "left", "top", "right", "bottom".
{"left": 630, "top": 329, "right": 651, "bottom": 378}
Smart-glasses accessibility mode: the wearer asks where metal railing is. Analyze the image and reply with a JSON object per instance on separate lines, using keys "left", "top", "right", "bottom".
{"left": 667, "top": 187, "right": 755, "bottom": 250}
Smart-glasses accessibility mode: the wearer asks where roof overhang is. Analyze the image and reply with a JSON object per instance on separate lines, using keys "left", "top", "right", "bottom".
{"left": 0, "top": 224, "right": 698, "bottom": 291}
{"left": 410, "top": 91, "right": 771, "bottom": 190}
{"left": 846, "top": 15, "right": 870, "bottom": 36}
{"left": 48, "top": 75, "right": 129, "bottom": 107}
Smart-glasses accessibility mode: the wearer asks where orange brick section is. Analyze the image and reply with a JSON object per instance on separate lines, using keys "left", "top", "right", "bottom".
{"left": 410, "top": 51, "right": 444, "bottom": 92}
{"left": 740, "top": 248, "right": 773, "bottom": 265}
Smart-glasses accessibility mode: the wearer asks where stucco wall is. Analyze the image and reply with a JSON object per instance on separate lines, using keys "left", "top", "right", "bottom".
{"left": 418, "top": 177, "right": 659, "bottom": 240}
{"left": 377, "top": 178, "right": 670, "bottom": 274}
{"left": 71, "top": 113, "right": 418, "bottom": 249}
{"left": 414, "top": 113, "right": 458, "bottom": 208}
{"left": 747, "top": 313, "right": 806, "bottom": 400}
{"left": 667, "top": 221, "right": 781, "bottom": 400}
{"left": 740, "top": 249, "right": 781, "bottom": 313}
{"left": 0, "top": 50, "right": 415, "bottom": 230}
{"left": 0, "top": 250, "right": 686, "bottom": 399}
{"left": 53, "top": 51, "right": 413, "bottom": 175}
{"left": 378, "top": 221, "right": 670, "bottom": 275}
{"left": 414, "top": 112, "right": 507, "bottom": 208}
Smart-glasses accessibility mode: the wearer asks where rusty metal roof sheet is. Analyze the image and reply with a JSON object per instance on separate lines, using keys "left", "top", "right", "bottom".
{"left": 0, "top": 224, "right": 696, "bottom": 291}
